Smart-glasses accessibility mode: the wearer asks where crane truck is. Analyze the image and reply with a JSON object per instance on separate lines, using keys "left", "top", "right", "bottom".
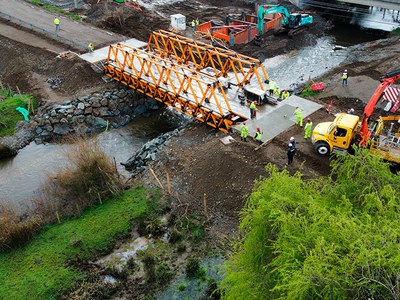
{"left": 257, "top": 4, "right": 313, "bottom": 36}
{"left": 311, "top": 68, "right": 400, "bottom": 164}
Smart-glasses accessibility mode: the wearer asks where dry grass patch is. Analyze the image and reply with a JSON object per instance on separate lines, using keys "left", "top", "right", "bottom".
{"left": 35, "top": 137, "right": 124, "bottom": 223}
{"left": 0, "top": 204, "right": 42, "bottom": 250}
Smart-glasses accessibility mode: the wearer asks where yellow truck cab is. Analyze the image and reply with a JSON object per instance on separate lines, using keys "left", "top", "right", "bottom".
{"left": 311, "top": 113, "right": 360, "bottom": 155}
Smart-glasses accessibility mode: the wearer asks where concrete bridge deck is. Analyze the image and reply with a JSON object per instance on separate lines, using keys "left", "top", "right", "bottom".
{"left": 336, "top": 0, "right": 400, "bottom": 10}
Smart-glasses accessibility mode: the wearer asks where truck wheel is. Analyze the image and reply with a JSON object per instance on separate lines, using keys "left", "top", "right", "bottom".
{"left": 315, "top": 142, "right": 330, "bottom": 155}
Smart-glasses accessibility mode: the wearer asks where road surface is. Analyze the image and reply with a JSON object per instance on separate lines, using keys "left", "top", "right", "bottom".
{"left": 0, "top": 0, "right": 125, "bottom": 52}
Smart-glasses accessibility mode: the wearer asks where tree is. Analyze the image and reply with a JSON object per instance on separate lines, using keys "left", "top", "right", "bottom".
{"left": 221, "top": 150, "right": 400, "bottom": 300}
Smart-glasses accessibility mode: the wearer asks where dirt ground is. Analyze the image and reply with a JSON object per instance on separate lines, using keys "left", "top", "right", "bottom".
{"left": 0, "top": 33, "right": 114, "bottom": 103}
{"left": 1, "top": 0, "right": 400, "bottom": 297}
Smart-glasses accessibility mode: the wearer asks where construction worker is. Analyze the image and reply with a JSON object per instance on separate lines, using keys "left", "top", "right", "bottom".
{"left": 196, "top": 18, "right": 200, "bottom": 26}
{"left": 287, "top": 142, "right": 296, "bottom": 165}
{"left": 240, "top": 122, "right": 249, "bottom": 142}
{"left": 347, "top": 108, "right": 355, "bottom": 115}
{"left": 54, "top": 17, "right": 60, "bottom": 31}
{"left": 290, "top": 136, "right": 296, "bottom": 149}
{"left": 191, "top": 19, "right": 196, "bottom": 31}
{"left": 293, "top": 106, "right": 303, "bottom": 127}
{"left": 341, "top": 69, "right": 348, "bottom": 86}
{"left": 281, "top": 90, "right": 290, "bottom": 100}
{"left": 255, "top": 127, "right": 263, "bottom": 144}
{"left": 250, "top": 101, "right": 258, "bottom": 119}
{"left": 274, "top": 86, "right": 281, "bottom": 98}
{"left": 268, "top": 80, "right": 277, "bottom": 96}
{"left": 88, "top": 43, "right": 94, "bottom": 54}
{"left": 304, "top": 118, "right": 313, "bottom": 139}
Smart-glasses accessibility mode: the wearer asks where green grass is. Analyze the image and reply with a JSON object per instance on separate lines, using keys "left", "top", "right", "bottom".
{"left": 0, "top": 89, "right": 36, "bottom": 137}
{"left": 66, "top": 13, "right": 82, "bottom": 21}
{"left": 0, "top": 186, "right": 156, "bottom": 299}
{"left": 43, "top": 5, "right": 64, "bottom": 13}
{"left": 31, "top": 0, "right": 43, "bottom": 5}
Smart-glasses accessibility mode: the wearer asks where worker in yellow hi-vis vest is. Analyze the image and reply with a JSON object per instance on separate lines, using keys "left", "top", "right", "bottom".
{"left": 293, "top": 106, "right": 303, "bottom": 127}
{"left": 240, "top": 122, "right": 249, "bottom": 142}
{"left": 54, "top": 17, "right": 60, "bottom": 31}
{"left": 304, "top": 118, "right": 313, "bottom": 139}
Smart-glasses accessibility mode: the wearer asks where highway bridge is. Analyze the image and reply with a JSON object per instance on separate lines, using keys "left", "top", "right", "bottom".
{"left": 292, "top": 0, "right": 400, "bottom": 10}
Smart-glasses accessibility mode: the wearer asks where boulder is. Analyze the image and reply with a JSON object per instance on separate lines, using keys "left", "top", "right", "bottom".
{"left": 0, "top": 143, "right": 17, "bottom": 159}
{"left": 84, "top": 107, "right": 93, "bottom": 115}
{"left": 53, "top": 124, "right": 72, "bottom": 136}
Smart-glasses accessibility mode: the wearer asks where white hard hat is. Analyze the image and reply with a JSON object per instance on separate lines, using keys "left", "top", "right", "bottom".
{"left": 344, "top": 69, "right": 347, "bottom": 72}
{"left": 290, "top": 137, "right": 295, "bottom": 141}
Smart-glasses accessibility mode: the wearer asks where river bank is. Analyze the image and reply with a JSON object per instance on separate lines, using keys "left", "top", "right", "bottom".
{"left": 0, "top": 0, "right": 399, "bottom": 298}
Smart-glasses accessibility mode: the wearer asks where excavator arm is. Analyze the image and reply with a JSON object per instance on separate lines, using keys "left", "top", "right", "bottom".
{"left": 257, "top": 5, "right": 290, "bottom": 34}
{"left": 359, "top": 68, "right": 400, "bottom": 146}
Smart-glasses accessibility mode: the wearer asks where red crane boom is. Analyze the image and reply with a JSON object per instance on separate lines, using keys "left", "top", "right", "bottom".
{"left": 359, "top": 68, "right": 400, "bottom": 146}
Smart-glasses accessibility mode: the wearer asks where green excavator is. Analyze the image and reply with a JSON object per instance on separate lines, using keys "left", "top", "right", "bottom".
{"left": 257, "top": 4, "right": 313, "bottom": 36}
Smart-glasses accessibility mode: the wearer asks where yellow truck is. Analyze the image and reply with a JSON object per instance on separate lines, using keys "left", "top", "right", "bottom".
{"left": 311, "top": 68, "right": 400, "bottom": 164}
{"left": 311, "top": 113, "right": 359, "bottom": 155}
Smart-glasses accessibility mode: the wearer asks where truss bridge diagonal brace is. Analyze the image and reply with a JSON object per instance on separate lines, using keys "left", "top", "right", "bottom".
{"left": 104, "top": 43, "right": 247, "bottom": 133}
{"left": 147, "top": 30, "right": 269, "bottom": 89}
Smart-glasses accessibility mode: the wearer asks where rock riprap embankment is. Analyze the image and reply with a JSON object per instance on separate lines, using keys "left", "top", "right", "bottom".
{"left": 31, "top": 89, "right": 159, "bottom": 143}
{"left": 0, "top": 89, "right": 159, "bottom": 158}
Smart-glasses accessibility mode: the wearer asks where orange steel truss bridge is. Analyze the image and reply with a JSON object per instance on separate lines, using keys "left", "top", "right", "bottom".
{"left": 104, "top": 30, "right": 269, "bottom": 133}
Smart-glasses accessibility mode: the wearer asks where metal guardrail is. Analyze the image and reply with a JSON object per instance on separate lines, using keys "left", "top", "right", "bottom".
{"left": 0, "top": 11, "right": 87, "bottom": 51}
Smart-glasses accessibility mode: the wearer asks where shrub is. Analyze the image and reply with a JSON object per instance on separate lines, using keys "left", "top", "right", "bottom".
{"left": 195, "top": 267, "right": 207, "bottom": 281}
{"left": 177, "top": 283, "right": 186, "bottom": 291}
{"left": 155, "top": 264, "right": 174, "bottom": 285}
{"left": 186, "top": 257, "right": 200, "bottom": 278}
{"left": 34, "top": 137, "right": 123, "bottom": 222}
{"left": 169, "top": 230, "right": 183, "bottom": 244}
{"left": 390, "top": 27, "right": 400, "bottom": 35}
{"left": 0, "top": 204, "right": 42, "bottom": 250}
{"left": 177, "top": 242, "right": 186, "bottom": 253}
{"left": 142, "top": 251, "right": 156, "bottom": 282}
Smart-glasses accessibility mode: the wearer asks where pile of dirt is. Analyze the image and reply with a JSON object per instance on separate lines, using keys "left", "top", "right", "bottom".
{"left": 137, "top": 109, "right": 332, "bottom": 239}
{"left": 0, "top": 35, "right": 112, "bottom": 102}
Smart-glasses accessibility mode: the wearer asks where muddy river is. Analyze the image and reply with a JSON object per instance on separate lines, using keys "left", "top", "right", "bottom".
{"left": 0, "top": 110, "right": 178, "bottom": 211}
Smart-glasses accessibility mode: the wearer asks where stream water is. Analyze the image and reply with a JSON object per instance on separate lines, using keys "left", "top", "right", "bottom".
{"left": 0, "top": 110, "right": 179, "bottom": 211}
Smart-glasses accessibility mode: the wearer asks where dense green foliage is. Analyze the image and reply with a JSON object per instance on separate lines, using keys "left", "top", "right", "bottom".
{"left": 0, "top": 186, "right": 155, "bottom": 299}
{"left": 222, "top": 150, "right": 400, "bottom": 299}
{"left": 0, "top": 89, "right": 36, "bottom": 136}
{"left": 390, "top": 27, "right": 400, "bottom": 35}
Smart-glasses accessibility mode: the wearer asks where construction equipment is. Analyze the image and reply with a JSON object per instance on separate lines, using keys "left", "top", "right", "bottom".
{"left": 311, "top": 68, "right": 400, "bottom": 164}
{"left": 257, "top": 4, "right": 313, "bottom": 36}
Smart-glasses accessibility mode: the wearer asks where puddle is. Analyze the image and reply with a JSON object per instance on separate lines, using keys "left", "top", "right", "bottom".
{"left": 157, "top": 256, "right": 224, "bottom": 300}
